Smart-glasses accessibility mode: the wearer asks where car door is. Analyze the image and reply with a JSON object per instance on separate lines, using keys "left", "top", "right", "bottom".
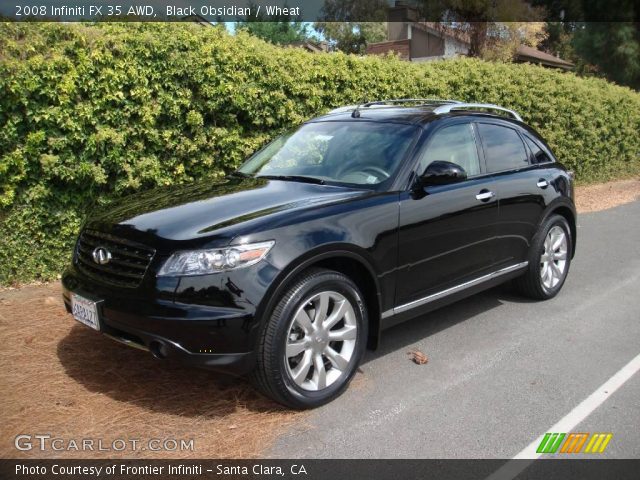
{"left": 395, "top": 121, "right": 500, "bottom": 311}
{"left": 476, "top": 122, "right": 551, "bottom": 268}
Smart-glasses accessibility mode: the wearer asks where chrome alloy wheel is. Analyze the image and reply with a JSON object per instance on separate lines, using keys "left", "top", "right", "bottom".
{"left": 540, "top": 225, "right": 568, "bottom": 290}
{"left": 285, "top": 291, "right": 358, "bottom": 391}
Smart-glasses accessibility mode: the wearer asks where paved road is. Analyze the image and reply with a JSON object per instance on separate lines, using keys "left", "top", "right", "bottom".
{"left": 269, "top": 200, "right": 640, "bottom": 459}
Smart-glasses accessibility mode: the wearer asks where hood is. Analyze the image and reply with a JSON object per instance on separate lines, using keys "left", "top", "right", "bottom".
{"left": 87, "top": 176, "right": 367, "bottom": 243}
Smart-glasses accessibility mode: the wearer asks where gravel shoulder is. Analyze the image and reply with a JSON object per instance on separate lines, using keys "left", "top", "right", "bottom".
{"left": 0, "top": 286, "right": 301, "bottom": 459}
{"left": 575, "top": 177, "right": 640, "bottom": 213}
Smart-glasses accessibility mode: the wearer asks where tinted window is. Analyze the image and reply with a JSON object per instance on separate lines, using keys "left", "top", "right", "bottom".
{"left": 523, "top": 135, "right": 552, "bottom": 164}
{"left": 478, "top": 124, "right": 529, "bottom": 172}
{"left": 239, "top": 122, "right": 418, "bottom": 185}
{"left": 418, "top": 123, "right": 480, "bottom": 176}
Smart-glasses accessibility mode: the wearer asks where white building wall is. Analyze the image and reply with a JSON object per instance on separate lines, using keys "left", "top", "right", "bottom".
{"left": 444, "top": 37, "right": 470, "bottom": 57}
{"left": 411, "top": 36, "right": 470, "bottom": 62}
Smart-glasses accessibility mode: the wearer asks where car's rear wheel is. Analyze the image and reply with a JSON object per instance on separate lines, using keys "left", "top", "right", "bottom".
{"left": 251, "top": 268, "right": 367, "bottom": 409}
{"left": 515, "top": 214, "right": 572, "bottom": 300}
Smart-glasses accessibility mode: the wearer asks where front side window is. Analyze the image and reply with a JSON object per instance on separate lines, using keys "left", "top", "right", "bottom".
{"left": 478, "top": 123, "right": 529, "bottom": 173}
{"left": 239, "top": 122, "right": 419, "bottom": 186}
{"left": 418, "top": 123, "right": 481, "bottom": 176}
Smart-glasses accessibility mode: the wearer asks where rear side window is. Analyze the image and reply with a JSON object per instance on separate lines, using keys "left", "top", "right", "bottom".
{"left": 478, "top": 124, "right": 529, "bottom": 173}
{"left": 418, "top": 123, "right": 481, "bottom": 176}
{"left": 523, "top": 135, "right": 553, "bottom": 164}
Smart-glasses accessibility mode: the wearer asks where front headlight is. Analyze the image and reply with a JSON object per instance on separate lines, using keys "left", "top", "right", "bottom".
{"left": 157, "top": 241, "right": 275, "bottom": 277}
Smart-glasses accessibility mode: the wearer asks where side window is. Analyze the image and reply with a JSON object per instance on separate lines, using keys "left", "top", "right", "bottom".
{"left": 478, "top": 123, "right": 529, "bottom": 173}
{"left": 523, "top": 135, "right": 552, "bottom": 164}
{"left": 418, "top": 123, "right": 481, "bottom": 176}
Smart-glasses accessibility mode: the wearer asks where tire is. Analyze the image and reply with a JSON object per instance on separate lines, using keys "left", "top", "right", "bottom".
{"left": 515, "top": 214, "right": 572, "bottom": 300}
{"left": 251, "top": 268, "right": 368, "bottom": 409}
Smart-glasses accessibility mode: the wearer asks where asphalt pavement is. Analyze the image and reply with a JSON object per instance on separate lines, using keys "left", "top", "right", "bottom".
{"left": 269, "top": 200, "right": 640, "bottom": 459}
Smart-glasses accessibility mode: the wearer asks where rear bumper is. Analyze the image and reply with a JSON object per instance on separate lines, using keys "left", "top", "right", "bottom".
{"left": 61, "top": 269, "right": 258, "bottom": 376}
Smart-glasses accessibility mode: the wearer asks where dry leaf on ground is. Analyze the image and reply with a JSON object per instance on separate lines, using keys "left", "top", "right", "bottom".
{"left": 408, "top": 350, "right": 429, "bottom": 365}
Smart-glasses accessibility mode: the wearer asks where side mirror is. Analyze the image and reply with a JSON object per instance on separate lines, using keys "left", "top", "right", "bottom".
{"left": 420, "top": 161, "right": 467, "bottom": 186}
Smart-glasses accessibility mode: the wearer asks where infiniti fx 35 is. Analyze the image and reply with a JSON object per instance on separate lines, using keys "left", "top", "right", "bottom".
{"left": 62, "top": 100, "right": 576, "bottom": 408}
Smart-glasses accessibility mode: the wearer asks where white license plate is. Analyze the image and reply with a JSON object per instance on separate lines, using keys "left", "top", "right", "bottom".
{"left": 71, "top": 293, "right": 100, "bottom": 331}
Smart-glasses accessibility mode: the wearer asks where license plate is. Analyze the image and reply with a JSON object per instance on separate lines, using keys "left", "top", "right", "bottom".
{"left": 71, "top": 293, "right": 100, "bottom": 331}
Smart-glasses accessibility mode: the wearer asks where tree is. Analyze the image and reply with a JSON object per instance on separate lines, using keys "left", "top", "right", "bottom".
{"left": 313, "top": 0, "right": 388, "bottom": 54}
{"left": 539, "top": 22, "right": 577, "bottom": 60}
{"left": 313, "top": 22, "right": 386, "bottom": 54}
{"left": 572, "top": 22, "right": 640, "bottom": 89}
{"left": 414, "top": 0, "right": 546, "bottom": 58}
{"left": 236, "top": 21, "right": 313, "bottom": 45}
{"left": 236, "top": 3, "right": 313, "bottom": 45}
{"left": 481, "top": 22, "right": 548, "bottom": 62}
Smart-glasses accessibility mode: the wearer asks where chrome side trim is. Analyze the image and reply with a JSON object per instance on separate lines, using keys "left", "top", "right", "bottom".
{"left": 380, "top": 309, "right": 395, "bottom": 319}
{"left": 381, "top": 262, "right": 529, "bottom": 319}
{"left": 104, "top": 333, "right": 149, "bottom": 352}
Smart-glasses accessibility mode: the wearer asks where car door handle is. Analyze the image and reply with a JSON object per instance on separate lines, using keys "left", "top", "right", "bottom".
{"left": 537, "top": 179, "right": 549, "bottom": 189}
{"left": 475, "top": 190, "right": 495, "bottom": 202}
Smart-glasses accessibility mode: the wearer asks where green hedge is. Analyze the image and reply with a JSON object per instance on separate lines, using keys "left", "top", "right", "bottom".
{"left": 1, "top": 22, "right": 639, "bottom": 284}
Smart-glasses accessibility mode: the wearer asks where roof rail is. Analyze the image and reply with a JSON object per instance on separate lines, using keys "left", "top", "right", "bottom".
{"left": 362, "top": 98, "right": 463, "bottom": 107}
{"left": 433, "top": 103, "right": 523, "bottom": 122}
{"left": 326, "top": 98, "right": 462, "bottom": 115}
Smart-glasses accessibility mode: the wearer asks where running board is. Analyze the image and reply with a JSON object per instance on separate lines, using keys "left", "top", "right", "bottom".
{"left": 381, "top": 262, "right": 529, "bottom": 319}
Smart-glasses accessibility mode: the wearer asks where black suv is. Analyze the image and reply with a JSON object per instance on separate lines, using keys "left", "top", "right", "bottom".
{"left": 62, "top": 99, "right": 576, "bottom": 408}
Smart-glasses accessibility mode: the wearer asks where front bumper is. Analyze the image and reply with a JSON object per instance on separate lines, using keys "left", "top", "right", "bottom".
{"left": 61, "top": 267, "right": 262, "bottom": 376}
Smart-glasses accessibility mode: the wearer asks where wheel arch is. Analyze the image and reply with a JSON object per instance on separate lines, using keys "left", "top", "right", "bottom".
{"left": 543, "top": 201, "right": 577, "bottom": 258}
{"left": 255, "top": 246, "right": 383, "bottom": 351}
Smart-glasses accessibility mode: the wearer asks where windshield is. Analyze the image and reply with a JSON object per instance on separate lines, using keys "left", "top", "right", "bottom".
{"left": 238, "top": 121, "right": 419, "bottom": 186}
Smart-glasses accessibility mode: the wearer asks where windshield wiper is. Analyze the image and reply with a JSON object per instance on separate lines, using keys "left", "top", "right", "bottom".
{"left": 229, "top": 171, "right": 251, "bottom": 178}
{"left": 257, "top": 175, "right": 326, "bottom": 185}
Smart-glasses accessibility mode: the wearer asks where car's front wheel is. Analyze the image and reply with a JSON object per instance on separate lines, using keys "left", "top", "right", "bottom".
{"left": 252, "top": 268, "right": 367, "bottom": 409}
{"left": 516, "top": 214, "right": 572, "bottom": 300}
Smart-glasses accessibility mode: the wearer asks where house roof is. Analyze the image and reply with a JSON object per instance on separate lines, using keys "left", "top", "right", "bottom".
{"left": 515, "top": 45, "right": 574, "bottom": 69}
{"left": 412, "top": 22, "right": 472, "bottom": 45}
{"left": 378, "top": 20, "right": 574, "bottom": 70}
{"left": 286, "top": 41, "right": 329, "bottom": 53}
{"left": 415, "top": 23, "right": 573, "bottom": 68}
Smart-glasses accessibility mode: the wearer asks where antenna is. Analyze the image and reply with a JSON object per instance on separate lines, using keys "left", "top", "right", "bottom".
{"left": 351, "top": 98, "right": 368, "bottom": 118}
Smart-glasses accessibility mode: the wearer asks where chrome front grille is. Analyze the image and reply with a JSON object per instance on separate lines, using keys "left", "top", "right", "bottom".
{"left": 75, "top": 229, "right": 155, "bottom": 288}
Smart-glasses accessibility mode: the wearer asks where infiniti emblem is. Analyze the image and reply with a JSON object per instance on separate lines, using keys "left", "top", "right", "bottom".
{"left": 92, "top": 247, "right": 112, "bottom": 265}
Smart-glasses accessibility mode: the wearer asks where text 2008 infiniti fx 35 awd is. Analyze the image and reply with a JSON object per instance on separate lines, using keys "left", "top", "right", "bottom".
{"left": 62, "top": 100, "right": 576, "bottom": 408}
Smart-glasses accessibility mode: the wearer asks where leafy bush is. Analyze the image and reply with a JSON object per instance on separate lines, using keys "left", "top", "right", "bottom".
{"left": 1, "top": 22, "right": 639, "bottom": 284}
